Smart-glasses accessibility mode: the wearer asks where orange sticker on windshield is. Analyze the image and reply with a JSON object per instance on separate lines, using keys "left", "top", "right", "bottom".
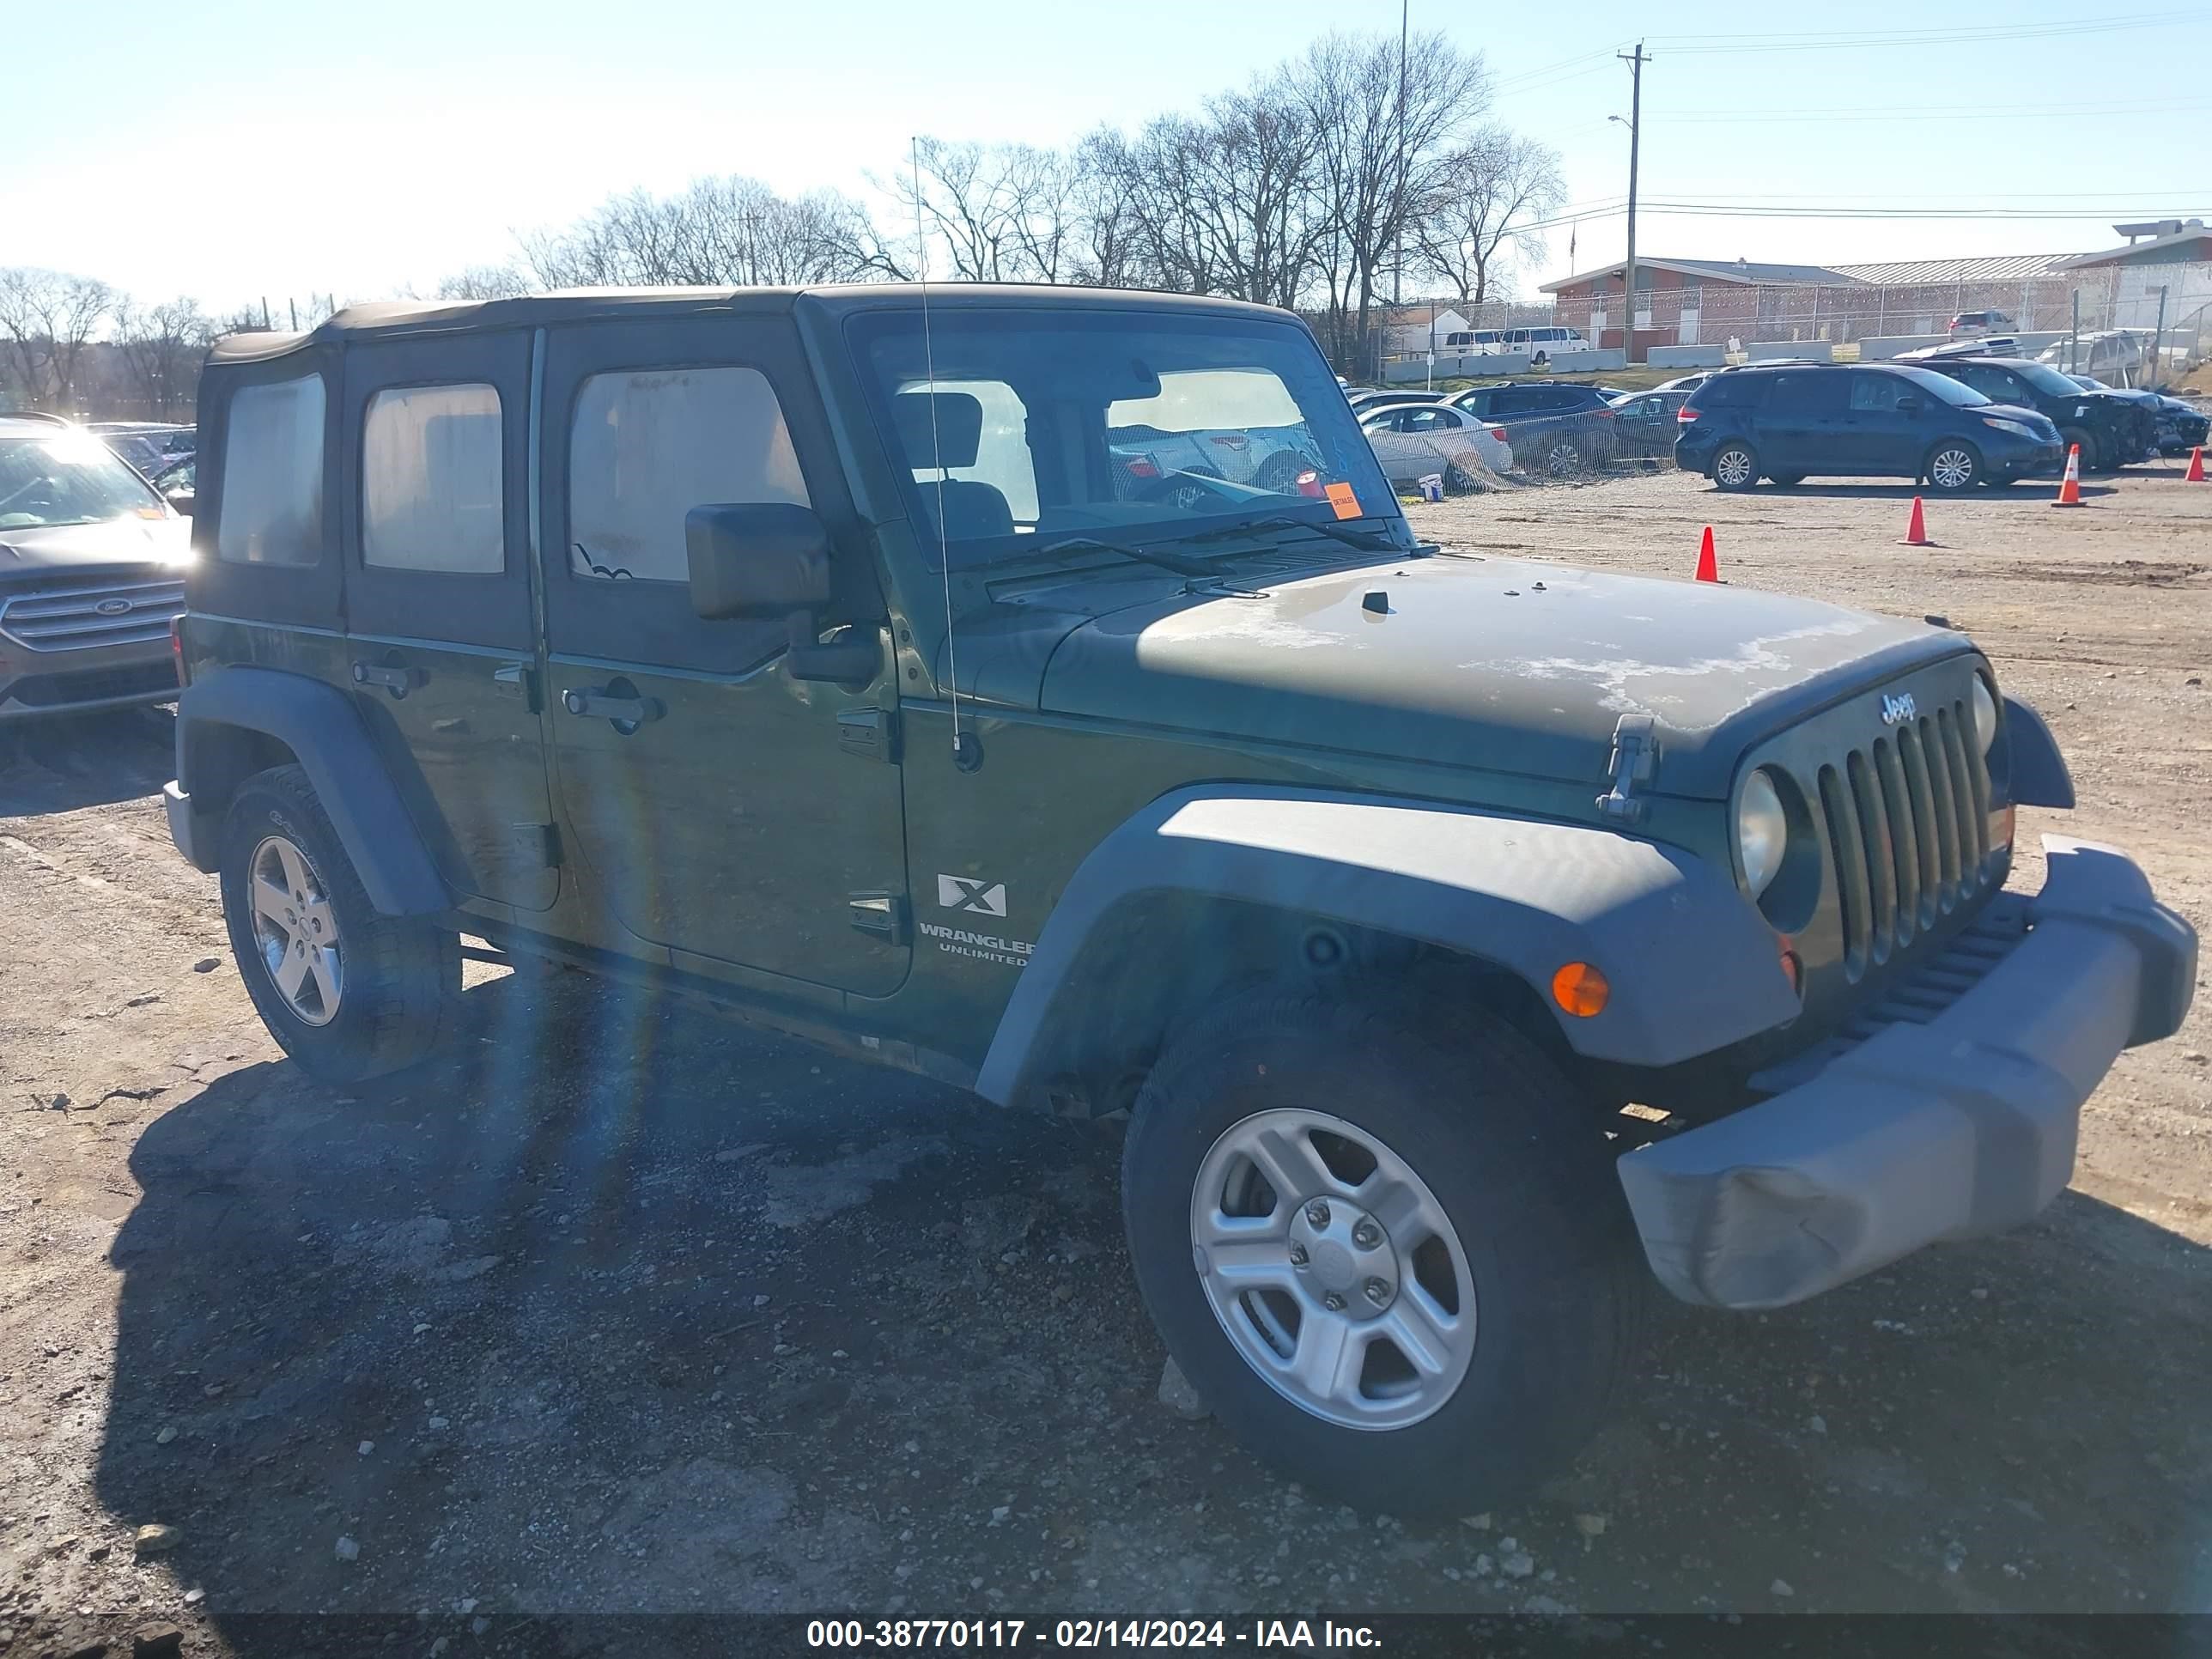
{"left": 1324, "top": 482, "right": 1359, "bottom": 520}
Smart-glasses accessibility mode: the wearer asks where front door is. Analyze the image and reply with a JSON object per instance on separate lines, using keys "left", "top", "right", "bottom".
{"left": 538, "top": 315, "right": 909, "bottom": 996}
{"left": 1842, "top": 371, "right": 1921, "bottom": 472}
{"left": 341, "top": 331, "right": 556, "bottom": 911}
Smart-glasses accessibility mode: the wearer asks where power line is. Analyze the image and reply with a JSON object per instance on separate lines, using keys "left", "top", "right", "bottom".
{"left": 1647, "top": 11, "right": 2193, "bottom": 53}
{"left": 1662, "top": 98, "right": 2209, "bottom": 125}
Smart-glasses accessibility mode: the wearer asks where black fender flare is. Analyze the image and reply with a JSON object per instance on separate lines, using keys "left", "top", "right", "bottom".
{"left": 173, "top": 666, "right": 448, "bottom": 916}
{"left": 2001, "top": 695, "right": 2075, "bottom": 810}
{"left": 972, "top": 786, "right": 1801, "bottom": 1108}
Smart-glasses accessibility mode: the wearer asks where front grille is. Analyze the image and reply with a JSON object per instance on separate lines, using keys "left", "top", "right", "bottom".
{"left": 0, "top": 573, "right": 187, "bottom": 653}
{"left": 1814, "top": 694, "right": 1995, "bottom": 981}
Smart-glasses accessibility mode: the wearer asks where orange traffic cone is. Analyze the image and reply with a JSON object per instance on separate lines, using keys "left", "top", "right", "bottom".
{"left": 2186, "top": 446, "right": 2205, "bottom": 483}
{"left": 1899, "top": 495, "right": 1934, "bottom": 546}
{"left": 1694, "top": 525, "right": 1718, "bottom": 582}
{"left": 2051, "top": 444, "right": 2084, "bottom": 507}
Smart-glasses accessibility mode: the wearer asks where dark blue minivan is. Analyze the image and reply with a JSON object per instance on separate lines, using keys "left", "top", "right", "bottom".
{"left": 1674, "top": 362, "right": 2063, "bottom": 491}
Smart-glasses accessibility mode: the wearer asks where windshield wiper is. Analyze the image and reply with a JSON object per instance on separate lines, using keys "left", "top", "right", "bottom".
{"left": 1181, "top": 514, "right": 1404, "bottom": 553}
{"left": 1022, "top": 532, "right": 1223, "bottom": 577}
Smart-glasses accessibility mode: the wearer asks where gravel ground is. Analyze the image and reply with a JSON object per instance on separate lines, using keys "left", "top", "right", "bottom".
{"left": 2, "top": 463, "right": 2208, "bottom": 1656}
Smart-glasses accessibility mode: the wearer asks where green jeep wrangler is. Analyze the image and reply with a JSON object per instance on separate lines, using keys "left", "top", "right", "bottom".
{"left": 164, "top": 286, "right": 2195, "bottom": 1517}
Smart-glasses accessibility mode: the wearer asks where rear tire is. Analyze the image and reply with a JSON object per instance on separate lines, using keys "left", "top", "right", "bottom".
{"left": 1711, "top": 442, "right": 1759, "bottom": 490}
{"left": 1766, "top": 471, "right": 1805, "bottom": 487}
{"left": 1121, "top": 991, "right": 1648, "bottom": 1519}
{"left": 219, "top": 763, "right": 461, "bottom": 1086}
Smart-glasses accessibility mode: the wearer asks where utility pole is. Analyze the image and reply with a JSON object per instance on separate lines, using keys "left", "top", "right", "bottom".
{"left": 1619, "top": 42, "right": 1647, "bottom": 363}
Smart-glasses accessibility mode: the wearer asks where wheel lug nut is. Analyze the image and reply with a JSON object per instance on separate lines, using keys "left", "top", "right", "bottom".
{"left": 1322, "top": 1291, "right": 1346, "bottom": 1311}
{"left": 1352, "top": 1221, "right": 1381, "bottom": 1249}
{"left": 1364, "top": 1277, "right": 1391, "bottom": 1305}
{"left": 1304, "top": 1200, "right": 1330, "bottom": 1229}
{"left": 1288, "top": 1242, "right": 1308, "bottom": 1268}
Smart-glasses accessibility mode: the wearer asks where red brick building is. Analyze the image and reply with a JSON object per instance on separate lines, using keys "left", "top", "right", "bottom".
{"left": 1542, "top": 252, "right": 2108, "bottom": 359}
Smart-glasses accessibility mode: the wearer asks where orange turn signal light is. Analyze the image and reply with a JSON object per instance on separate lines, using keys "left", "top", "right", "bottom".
{"left": 1551, "top": 961, "right": 1610, "bottom": 1018}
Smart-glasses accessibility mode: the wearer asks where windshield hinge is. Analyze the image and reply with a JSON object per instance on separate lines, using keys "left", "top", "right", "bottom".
{"left": 837, "top": 707, "right": 901, "bottom": 764}
{"left": 1597, "top": 716, "right": 1659, "bottom": 825}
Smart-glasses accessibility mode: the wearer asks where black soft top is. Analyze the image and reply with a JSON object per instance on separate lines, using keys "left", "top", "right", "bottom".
{"left": 207, "top": 283, "right": 1295, "bottom": 364}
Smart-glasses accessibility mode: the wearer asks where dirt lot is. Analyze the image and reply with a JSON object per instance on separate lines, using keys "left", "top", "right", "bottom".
{"left": 3, "top": 464, "right": 2208, "bottom": 1655}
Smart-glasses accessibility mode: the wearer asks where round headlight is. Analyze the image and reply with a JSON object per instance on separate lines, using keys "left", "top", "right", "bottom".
{"left": 1971, "top": 676, "right": 1998, "bottom": 757}
{"left": 1737, "top": 768, "right": 1788, "bottom": 899}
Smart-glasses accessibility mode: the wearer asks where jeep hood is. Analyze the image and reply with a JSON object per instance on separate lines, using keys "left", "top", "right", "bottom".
{"left": 0, "top": 514, "right": 191, "bottom": 573}
{"left": 1039, "top": 556, "right": 1965, "bottom": 799}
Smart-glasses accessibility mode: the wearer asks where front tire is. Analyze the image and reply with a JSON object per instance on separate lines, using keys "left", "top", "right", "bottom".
{"left": 1121, "top": 993, "right": 1647, "bottom": 1518}
{"left": 1925, "top": 440, "right": 1981, "bottom": 491}
{"left": 2059, "top": 428, "right": 2102, "bottom": 473}
{"left": 219, "top": 763, "right": 460, "bottom": 1085}
{"left": 1711, "top": 441, "right": 1759, "bottom": 490}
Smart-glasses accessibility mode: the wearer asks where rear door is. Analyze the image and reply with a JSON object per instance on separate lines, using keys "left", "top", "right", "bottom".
{"left": 340, "top": 331, "right": 556, "bottom": 911}
{"left": 537, "top": 313, "right": 909, "bottom": 995}
{"left": 1758, "top": 371, "right": 1848, "bottom": 473}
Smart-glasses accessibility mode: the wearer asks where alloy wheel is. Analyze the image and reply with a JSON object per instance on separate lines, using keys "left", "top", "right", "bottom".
{"left": 1188, "top": 1108, "right": 1476, "bottom": 1431}
{"left": 1714, "top": 447, "right": 1753, "bottom": 487}
{"left": 1930, "top": 447, "right": 1976, "bottom": 489}
{"left": 247, "top": 834, "right": 343, "bottom": 1026}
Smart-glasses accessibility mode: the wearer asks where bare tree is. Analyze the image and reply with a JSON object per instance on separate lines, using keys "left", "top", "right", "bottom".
{"left": 1291, "top": 32, "right": 1491, "bottom": 375}
{"left": 0, "top": 267, "right": 118, "bottom": 411}
{"left": 881, "top": 138, "right": 1078, "bottom": 283}
{"left": 114, "top": 297, "right": 215, "bottom": 418}
{"left": 1413, "top": 130, "right": 1563, "bottom": 312}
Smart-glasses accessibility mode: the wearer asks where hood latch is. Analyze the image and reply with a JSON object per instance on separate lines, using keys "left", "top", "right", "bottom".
{"left": 1597, "top": 715, "right": 1659, "bottom": 824}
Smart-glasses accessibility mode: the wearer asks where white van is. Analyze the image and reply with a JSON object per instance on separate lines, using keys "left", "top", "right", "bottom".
{"left": 1501, "top": 326, "right": 1589, "bottom": 356}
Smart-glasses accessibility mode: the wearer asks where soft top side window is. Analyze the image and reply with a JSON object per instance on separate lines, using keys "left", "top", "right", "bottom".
{"left": 217, "top": 374, "right": 325, "bottom": 567}
{"left": 568, "top": 366, "right": 809, "bottom": 584}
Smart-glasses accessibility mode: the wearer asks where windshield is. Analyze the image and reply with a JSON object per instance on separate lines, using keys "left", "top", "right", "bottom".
{"left": 1894, "top": 365, "right": 1990, "bottom": 407}
{"left": 0, "top": 429, "right": 167, "bottom": 531}
{"left": 849, "top": 307, "right": 1399, "bottom": 568}
{"left": 2013, "top": 361, "right": 2097, "bottom": 398}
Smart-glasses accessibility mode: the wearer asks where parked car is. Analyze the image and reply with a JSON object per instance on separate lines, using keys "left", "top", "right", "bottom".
{"left": 1654, "top": 371, "right": 1717, "bottom": 395}
{"left": 1345, "top": 389, "right": 1449, "bottom": 416}
{"left": 86, "top": 422, "right": 194, "bottom": 478}
{"left": 1674, "top": 362, "right": 2063, "bottom": 491}
{"left": 1449, "top": 381, "right": 1618, "bottom": 476}
{"left": 1357, "top": 401, "right": 1512, "bottom": 488}
{"left": 1498, "top": 325, "right": 1588, "bottom": 360}
{"left": 0, "top": 415, "right": 191, "bottom": 720}
{"left": 1445, "top": 328, "right": 1506, "bottom": 354}
{"left": 152, "top": 453, "right": 197, "bottom": 514}
{"left": 161, "top": 285, "right": 2198, "bottom": 1522}
{"left": 1948, "top": 310, "right": 2014, "bottom": 338}
{"left": 2037, "top": 330, "right": 2152, "bottom": 383}
{"left": 1607, "top": 388, "right": 1692, "bottom": 459}
{"left": 1903, "top": 354, "right": 2154, "bottom": 471}
{"left": 1109, "top": 422, "right": 1323, "bottom": 505}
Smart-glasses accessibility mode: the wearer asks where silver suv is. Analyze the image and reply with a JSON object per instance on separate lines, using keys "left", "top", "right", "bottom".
{"left": 0, "top": 414, "right": 191, "bottom": 720}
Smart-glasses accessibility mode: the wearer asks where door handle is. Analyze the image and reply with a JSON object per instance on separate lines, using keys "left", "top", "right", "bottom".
{"left": 562, "top": 686, "right": 664, "bottom": 726}
{"left": 492, "top": 661, "right": 538, "bottom": 709}
{"left": 351, "top": 660, "right": 422, "bottom": 697}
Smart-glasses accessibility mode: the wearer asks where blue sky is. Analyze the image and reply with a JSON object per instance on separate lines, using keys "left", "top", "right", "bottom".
{"left": 9, "top": 0, "right": 2205, "bottom": 312}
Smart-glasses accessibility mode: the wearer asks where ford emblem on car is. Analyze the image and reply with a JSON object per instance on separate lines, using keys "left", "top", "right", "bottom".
{"left": 1881, "top": 691, "right": 1917, "bottom": 726}
{"left": 94, "top": 598, "right": 135, "bottom": 616}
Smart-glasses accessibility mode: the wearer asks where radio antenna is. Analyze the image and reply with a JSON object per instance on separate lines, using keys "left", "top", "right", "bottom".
{"left": 912, "top": 135, "right": 974, "bottom": 769}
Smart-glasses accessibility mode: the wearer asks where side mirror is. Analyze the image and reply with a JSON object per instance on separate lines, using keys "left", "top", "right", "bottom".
{"left": 684, "top": 501, "right": 881, "bottom": 685}
{"left": 686, "top": 501, "right": 832, "bottom": 619}
{"left": 1895, "top": 394, "right": 1923, "bottom": 414}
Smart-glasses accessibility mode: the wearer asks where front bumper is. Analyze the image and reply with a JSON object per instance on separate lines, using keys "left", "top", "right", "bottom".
{"left": 1618, "top": 836, "right": 2197, "bottom": 1310}
{"left": 0, "top": 638, "right": 179, "bottom": 720}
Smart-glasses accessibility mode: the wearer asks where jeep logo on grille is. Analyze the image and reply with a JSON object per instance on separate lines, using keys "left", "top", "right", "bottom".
{"left": 1881, "top": 691, "right": 1917, "bottom": 726}
{"left": 94, "top": 598, "right": 135, "bottom": 617}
